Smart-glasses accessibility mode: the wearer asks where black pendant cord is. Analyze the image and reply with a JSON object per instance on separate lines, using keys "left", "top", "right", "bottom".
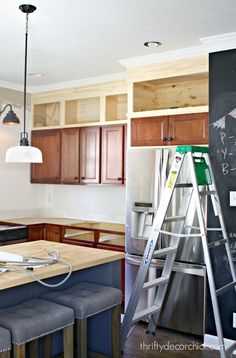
{"left": 21, "top": 11, "right": 29, "bottom": 146}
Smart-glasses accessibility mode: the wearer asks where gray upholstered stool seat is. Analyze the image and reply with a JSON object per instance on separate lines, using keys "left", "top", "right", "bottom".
{"left": 42, "top": 282, "right": 122, "bottom": 318}
{"left": 0, "top": 298, "right": 74, "bottom": 358}
{"left": 0, "top": 326, "right": 11, "bottom": 357}
{"left": 42, "top": 282, "right": 122, "bottom": 358}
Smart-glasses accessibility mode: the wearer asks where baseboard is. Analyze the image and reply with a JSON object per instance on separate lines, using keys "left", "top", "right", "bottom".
{"left": 204, "top": 334, "right": 236, "bottom": 353}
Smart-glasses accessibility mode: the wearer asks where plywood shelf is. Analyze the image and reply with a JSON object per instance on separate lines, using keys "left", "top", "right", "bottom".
{"left": 65, "top": 97, "right": 100, "bottom": 125}
{"left": 129, "top": 105, "right": 209, "bottom": 118}
{"left": 133, "top": 73, "right": 208, "bottom": 113}
{"left": 33, "top": 102, "right": 60, "bottom": 128}
{"left": 105, "top": 94, "right": 128, "bottom": 121}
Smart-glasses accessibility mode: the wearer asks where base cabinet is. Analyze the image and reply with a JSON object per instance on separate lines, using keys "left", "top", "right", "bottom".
{"left": 44, "top": 224, "right": 61, "bottom": 242}
{"left": 28, "top": 225, "right": 45, "bottom": 242}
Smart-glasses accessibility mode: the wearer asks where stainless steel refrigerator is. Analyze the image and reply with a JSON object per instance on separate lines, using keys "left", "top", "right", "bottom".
{"left": 125, "top": 148, "right": 207, "bottom": 336}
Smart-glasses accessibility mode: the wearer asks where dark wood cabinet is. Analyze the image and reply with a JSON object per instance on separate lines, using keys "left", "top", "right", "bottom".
{"left": 101, "top": 125, "right": 124, "bottom": 184}
{"left": 131, "top": 116, "right": 168, "bottom": 146}
{"left": 44, "top": 224, "right": 61, "bottom": 242}
{"left": 61, "top": 128, "right": 80, "bottom": 184}
{"left": 31, "top": 125, "right": 126, "bottom": 185}
{"left": 31, "top": 130, "right": 61, "bottom": 183}
{"left": 28, "top": 224, "right": 45, "bottom": 241}
{"left": 168, "top": 113, "right": 208, "bottom": 145}
{"left": 131, "top": 113, "right": 208, "bottom": 146}
{"left": 80, "top": 127, "right": 100, "bottom": 184}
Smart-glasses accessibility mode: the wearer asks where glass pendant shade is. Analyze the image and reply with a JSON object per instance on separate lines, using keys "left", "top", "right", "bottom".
{"left": 5, "top": 145, "right": 42, "bottom": 163}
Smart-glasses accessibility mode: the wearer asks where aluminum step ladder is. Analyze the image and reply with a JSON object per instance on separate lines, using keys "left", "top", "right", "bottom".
{"left": 121, "top": 145, "right": 236, "bottom": 358}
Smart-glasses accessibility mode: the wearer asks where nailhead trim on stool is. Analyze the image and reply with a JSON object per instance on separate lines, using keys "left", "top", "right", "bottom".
{"left": 42, "top": 282, "right": 122, "bottom": 358}
{"left": 0, "top": 327, "right": 11, "bottom": 353}
{"left": 0, "top": 298, "right": 74, "bottom": 358}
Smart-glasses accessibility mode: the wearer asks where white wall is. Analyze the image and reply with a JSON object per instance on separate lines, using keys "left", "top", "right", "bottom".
{"left": 44, "top": 184, "right": 126, "bottom": 223}
{"left": 0, "top": 87, "right": 126, "bottom": 223}
{"left": 0, "top": 87, "right": 45, "bottom": 219}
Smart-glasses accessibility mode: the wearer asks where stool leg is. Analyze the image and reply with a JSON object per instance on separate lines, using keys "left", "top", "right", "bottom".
{"left": 1, "top": 352, "right": 11, "bottom": 358}
{"left": 63, "top": 324, "right": 73, "bottom": 358}
{"left": 42, "top": 334, "right": 52, "bottom": 358}
{"left": 112, "top": 305, "right": 121, "bottom": 358}
{"left": 29, "top": 339, "right": 38, "bottom": 358}
{"left": 77, "top": 319, "right": 87, "bottom": 358}
{"left": 13, "top": 344, "right": 25, "bottom": 358}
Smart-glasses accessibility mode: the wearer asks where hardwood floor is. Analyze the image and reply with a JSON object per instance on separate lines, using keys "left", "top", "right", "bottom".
{"left": 122, "top": 323, "right": 220, "bottom": 357}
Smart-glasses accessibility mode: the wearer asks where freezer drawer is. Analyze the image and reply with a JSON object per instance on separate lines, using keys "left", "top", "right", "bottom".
{"left": 125, "top": 255, "right": 206, "bottom": 336}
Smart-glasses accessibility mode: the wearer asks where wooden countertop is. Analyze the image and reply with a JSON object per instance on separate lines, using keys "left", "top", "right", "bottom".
{"left": 0, "top": 241, "right": 124, "bottom": 291}
{"left": 4, "top": 218, "right": 125, "bottom": 234}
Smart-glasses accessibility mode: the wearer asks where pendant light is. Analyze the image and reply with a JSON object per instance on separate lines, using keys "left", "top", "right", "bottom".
{"left": 5, "top": 4, "right": 43, "bottom": 163}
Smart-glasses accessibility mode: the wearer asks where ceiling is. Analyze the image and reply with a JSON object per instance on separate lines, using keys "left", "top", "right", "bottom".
{"left": 1, "top": 0, "right": 236, "bottom": 88}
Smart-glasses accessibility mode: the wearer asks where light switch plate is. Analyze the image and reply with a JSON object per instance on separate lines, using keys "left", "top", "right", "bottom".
{"left": 233, "top": 312, "right": 236, "bottom": 328}
{"left": 229, "top": 191, "right": 236, "bottom": 206}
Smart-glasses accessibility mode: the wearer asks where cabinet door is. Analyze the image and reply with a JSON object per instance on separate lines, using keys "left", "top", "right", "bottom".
{"left": 80, "top": 127, "right": 100, "bottom": 184}
{"left": 31, "top": 130, "right": 61, "bottom": 183}
{"left": 168, "top": 113, "right": 208, "bottom": 145}
{"left": 102, "top": 125, "right": 124, "bottom": 184}
{"left": 44, "top": 224, "right": 61, "bottom": 242}
{"left": 131, "top": 117, "right": 168, "bottom": 146}
{"left": 61, "top": 128, "right": 80, "bottom": 184}
{"left": 28, "top": 225, "right": 45, "bottom": 241}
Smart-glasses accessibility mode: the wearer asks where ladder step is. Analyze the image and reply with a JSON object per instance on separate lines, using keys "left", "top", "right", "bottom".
{"left": 164, "top": 216, "right": 185, "bottom": 223}
{"left": 208, "top": 239, "right": 227, "bottom": 248}
{"left": 175, "top": 183, "right": 193, "bottom": 188}
{"left": 226, "top": 342, "right": 236, "bottom": 355}
{"left": 133, "top": 305, "right": 161, "bottom": 324}
{"left": 153, "top": 247, "right": 177, "bottom": 257}
{"left": 216, "top": 281, "right": 236, "bottom": 296}
{"left": 199, "top": 190, "right": 216, "bottom": 196}
{"left": 143, "top": 277, "right": 169, "bottom": 290}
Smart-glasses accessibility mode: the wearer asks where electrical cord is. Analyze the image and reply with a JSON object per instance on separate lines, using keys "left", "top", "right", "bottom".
{"left": 0, "top": 249, "right": 73, "bottom": 288}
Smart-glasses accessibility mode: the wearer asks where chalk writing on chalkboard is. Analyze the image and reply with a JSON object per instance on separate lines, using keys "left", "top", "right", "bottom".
{"left": 211, "top": 106, "right": 236, "bottom": 176}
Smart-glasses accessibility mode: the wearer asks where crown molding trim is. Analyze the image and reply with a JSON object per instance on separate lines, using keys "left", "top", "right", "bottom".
{"left": 0, "top": 80, "right": 25, "bottom": 93}
{"left": 30, "top": 72, "right": 126, "bottom": 93}
{"left": 200, "top": 32, "right": 236, "bottom": 53}
{"left": 119, "top": 45, "right": 207, "bottom": 68}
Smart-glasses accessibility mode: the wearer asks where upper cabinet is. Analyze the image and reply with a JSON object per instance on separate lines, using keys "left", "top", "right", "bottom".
{"left": 131, "top": 113, "right": 208, "bottom": 146}
{"left": 101, "top": 125, "right": 124, "bottom": 184}
{"left": 31, "top": 124, "right": 126, "bottom": 186}
{"left": 31, "top": 129, "right": 61, "bottom": 183}
{"left": 61, "top": 128, "right": 80, "bottom": 184}
{"left": 32, "top": 81, "right": 128, "bottom": 129}
{"left": 80, "top": 127, "right": 101, "bottom": 184}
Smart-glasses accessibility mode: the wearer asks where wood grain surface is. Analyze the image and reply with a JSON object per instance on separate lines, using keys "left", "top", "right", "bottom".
{"left": 0, "top": 240, "right": 124, "bottom": 290}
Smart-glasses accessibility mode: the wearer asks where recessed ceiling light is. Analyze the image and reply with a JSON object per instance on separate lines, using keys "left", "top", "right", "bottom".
{"left": 144, "top": 41, "right": 162, "bottom": 48}
{"left": 29, "top": 72, "right": 45, "bottom": 78}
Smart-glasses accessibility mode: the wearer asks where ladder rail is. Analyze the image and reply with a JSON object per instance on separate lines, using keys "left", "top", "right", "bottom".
{"left": 121, "top": 151, "right": 186, "bottom": 349}
{"left": 188, "top": 152, "right": 226, "bottom": 358}
{"left": 206, "top": 154, "right": 236, "bottom": 284}
{"left": 147, "top": 185, "right": 194, "bottom": 333}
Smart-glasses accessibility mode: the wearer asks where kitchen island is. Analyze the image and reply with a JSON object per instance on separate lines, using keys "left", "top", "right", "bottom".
{"left": 0, "top": 240, "right": 124, "bottom": 356}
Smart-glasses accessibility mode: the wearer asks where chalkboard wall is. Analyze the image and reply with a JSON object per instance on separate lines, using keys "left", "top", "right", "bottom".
{"left": 208, "top": 49, "right": 236, "bottom": 339}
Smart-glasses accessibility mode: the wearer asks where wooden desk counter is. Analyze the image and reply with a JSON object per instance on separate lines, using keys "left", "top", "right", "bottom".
{"left": 0, "top": 240, "right": 124, "bottom": 291}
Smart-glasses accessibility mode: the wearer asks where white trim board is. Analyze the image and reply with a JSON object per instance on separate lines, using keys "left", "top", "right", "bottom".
{"left": 204, "top": 334, "right": 236, "bottom": 353}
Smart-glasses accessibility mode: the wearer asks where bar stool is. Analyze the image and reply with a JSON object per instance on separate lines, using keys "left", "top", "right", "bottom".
{"left": 0, "top": 327, "right": 11, "bottom": 358}
{"left": 42, "top": 282, "right": 122, "bottom": 358}
{"left": 0, "top": 298, "right": 74, "bottom": 358}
